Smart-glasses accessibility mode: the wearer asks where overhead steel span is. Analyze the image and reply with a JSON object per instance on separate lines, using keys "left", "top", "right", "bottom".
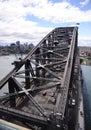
{"left": 0, "top": 27, "right": 84, "bottom": 130}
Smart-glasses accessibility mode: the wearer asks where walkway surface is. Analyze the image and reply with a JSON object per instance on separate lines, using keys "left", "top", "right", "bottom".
{"left": 0, "top": 119, "right": 30, "bottom": 130}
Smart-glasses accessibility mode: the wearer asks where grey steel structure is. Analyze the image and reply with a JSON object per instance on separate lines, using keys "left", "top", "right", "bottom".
{"left": 0, "top": 27, "right": 80, "bottom": 130}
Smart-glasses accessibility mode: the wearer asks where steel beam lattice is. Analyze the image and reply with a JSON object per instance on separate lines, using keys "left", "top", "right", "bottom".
{"left": 0, "top": 26, "right": 78, "bottom": 129}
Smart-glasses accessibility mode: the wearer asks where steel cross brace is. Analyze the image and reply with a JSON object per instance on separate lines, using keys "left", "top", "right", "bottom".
{"left": 12, "top": 77, "right": 47, "bottom": 117}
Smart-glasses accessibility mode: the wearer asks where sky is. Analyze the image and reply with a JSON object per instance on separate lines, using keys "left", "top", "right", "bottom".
{"left": 0, "top": 0, "right": 91, "bottom": 46}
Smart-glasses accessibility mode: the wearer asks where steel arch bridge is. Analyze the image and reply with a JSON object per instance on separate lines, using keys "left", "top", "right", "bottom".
{"left": 0, "top": 26, "right": 79, "bottom": 130}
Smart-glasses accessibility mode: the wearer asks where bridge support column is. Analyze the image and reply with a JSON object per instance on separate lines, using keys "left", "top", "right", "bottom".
{"left": 35, "top": 48, "right": 40, "bottom": 85}
{"left": 8, "top": 78, "right": 16, "bottom": 107}
{"left": 25, "top": 59, "right": 30, "bottom": 89}
{"left": 41, "top": 42, "right": 47, "bottom": 80}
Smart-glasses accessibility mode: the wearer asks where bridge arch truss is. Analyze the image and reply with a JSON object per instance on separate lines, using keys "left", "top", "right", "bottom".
{"left": 0, "top": 26, "right": 78, "bottom": 130}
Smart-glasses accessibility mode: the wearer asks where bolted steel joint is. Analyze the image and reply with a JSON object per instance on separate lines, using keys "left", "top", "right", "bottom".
{"left": 49, "top": 112, "right": 62, "bottom": 128}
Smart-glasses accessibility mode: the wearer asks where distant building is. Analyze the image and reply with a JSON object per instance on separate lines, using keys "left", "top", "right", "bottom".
{"left": 10, "top": 43, "right": 16, "bottom": 48}
{"left": 29, "top": 43, "right": 34, "bottom": 49}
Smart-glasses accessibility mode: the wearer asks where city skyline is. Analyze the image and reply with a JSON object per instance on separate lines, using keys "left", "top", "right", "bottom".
{"left": 0, "top": 0, "right": 91, "bottom": 46}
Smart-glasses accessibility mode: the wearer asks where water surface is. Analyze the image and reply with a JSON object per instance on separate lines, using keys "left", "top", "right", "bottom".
{"left": 81, "top": 65, "right": 91, "bottom": 130}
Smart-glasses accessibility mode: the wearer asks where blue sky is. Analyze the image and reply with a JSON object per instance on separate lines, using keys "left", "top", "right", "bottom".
{"left": 0, "top": 0, "right": 91, "bottom": 46}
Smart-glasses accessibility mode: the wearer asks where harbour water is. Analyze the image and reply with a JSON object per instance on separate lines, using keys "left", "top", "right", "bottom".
{"left": 81, "top": 65, "right": 91, "bottom": 130}
{"left": 0, "top": 55, "right": 26, "bottom": 96}
{"left": 0, "top": 55, "right": 26, "bottom": 80}
{"left": 0, "top": 55, "right": 91, "bottom": 129}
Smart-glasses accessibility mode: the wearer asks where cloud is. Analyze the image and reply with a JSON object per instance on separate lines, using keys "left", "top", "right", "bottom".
{"left": 0, "top": 0, "right": 91, "bottom": 46}
{"left": 80, "top": 0, "right": 90, "bottom": 7}
{"left": 78, "top": 37, "right": 91, "bottom": 46}
{"left": 22, "top": 0, "right": 91, "bottom": 23}
{"left": 0, "top": 0, "right": 53, "bottom": 44}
